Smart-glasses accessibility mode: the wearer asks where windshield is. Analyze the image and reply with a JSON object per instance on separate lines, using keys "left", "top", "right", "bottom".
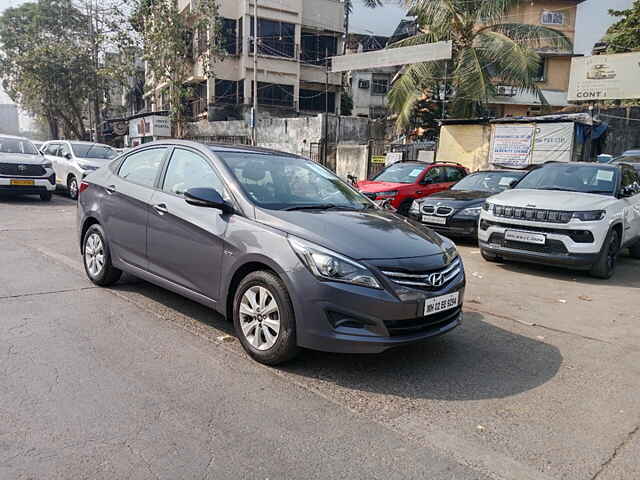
{"left": 71, "top": 143, "right": 116, "bottom": 160}
{"left": 371, "top": 163, "right": 425, "bottom": 184}
{"left": 0, "top": 137, "right": 38, "bottom": 155}
{"left": 515, "top": 163, "right": 618, "bottom": 196}
{"left": 218, "top": 152, "right": 373, "bottom": 211}
{"left": 615, "top": 155, "right": 640, "bottom": 164}
{"left": 452, "top": 171, "right": 525, "bottom": 192}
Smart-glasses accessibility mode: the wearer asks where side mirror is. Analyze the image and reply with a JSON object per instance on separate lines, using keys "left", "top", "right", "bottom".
{"left": 185, "top": 187, "right": 233, "bottom": 213}
{"left": 620, "top": 185, "right": 635, "bottom": 198}
{"left": 64, "top": 153, "right": 72, "bottom": 160}
{"left": 506, "top": 178, "right": 519, "bottom": 189}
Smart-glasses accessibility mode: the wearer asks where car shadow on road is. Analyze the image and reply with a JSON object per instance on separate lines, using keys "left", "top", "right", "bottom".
{"left": 0, "top": 193, "right": 74, "bottom": 205}
{"left": 281, "top": 312, "right": 563, "bottom": 401}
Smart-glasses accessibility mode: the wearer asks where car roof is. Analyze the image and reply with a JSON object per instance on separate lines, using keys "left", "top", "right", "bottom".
{"left": 0, "top": 134, "right": 35, "bottom": 142}
{"left": 622, "top": 149, "right": 640, "bottom": 156}
{"left": 471, "top": 169, "right": 526, "bottom": 174}
{"left": 543, "top": 161, "right": 618, "bottom": 168}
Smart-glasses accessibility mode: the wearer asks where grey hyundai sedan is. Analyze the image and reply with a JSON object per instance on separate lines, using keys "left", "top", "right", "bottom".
{"left": 77, "top": 141, "right": 465, "bottom": 364}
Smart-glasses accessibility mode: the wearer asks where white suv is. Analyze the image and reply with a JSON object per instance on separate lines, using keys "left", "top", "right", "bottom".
{"left": 0, "top": 135, "right": 56, "bottom": 201}
{"left": 41, "top": 141, "right": 117, "bottom": 199}
{"left": 478, "top": 162, "right": 640, "bottom": 278}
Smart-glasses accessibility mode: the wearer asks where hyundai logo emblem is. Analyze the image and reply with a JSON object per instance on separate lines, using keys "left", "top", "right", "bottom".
{"left": 428, "top": 272, "right": 444, "bottom": 287}
{"left": 17, "top": 164, "right": 27, "bottom": 172}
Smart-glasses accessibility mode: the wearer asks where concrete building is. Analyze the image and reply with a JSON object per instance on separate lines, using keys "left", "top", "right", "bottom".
{"left": 0, "top": 104, "right": 20, "bottom": 136}
{"left": 162, "top": 0, "right": 345, "bottom": 122}
{"left": 488, "top": 0, "right": 585, "bottom": 117}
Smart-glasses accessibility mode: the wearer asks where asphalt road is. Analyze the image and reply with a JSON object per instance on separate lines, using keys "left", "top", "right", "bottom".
{"left": 1, "top": 192, "right": 639, "bottom": 480}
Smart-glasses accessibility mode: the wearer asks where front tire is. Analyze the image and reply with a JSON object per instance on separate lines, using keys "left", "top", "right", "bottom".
{"left": 233, "top": 270, "right": 299, "bottom": 365}
{"left": 40, "top": 191, "right": 52, "bottom": 202}
{"left": 83, "top": 224, "right": 122, "bottom": 286}
{"left": 589, "top": 228, "right": 620, "bottom": 279}
{"left": 68, "top": 175, "right": 79, "bottom": 200}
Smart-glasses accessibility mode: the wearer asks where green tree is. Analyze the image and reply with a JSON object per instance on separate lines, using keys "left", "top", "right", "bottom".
{"left": 603, "top": 1, "right": 640, "bottom": 53}
{"left": 132, "top": 0, "right": 223, "bottom": 138}
{"left": 0, "top": 0, "right": 94, "bottom": 138}
{"left": 387, "top": 0, "right": 572, "bottom": 130}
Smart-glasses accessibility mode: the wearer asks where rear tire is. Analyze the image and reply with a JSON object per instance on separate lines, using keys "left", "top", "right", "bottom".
{"left": 82, "top": 224, "right": 122, "bottom": 286}
{"left": 589, "top": 228, "right": 620, "bottom": 279}
{"left": 233, "top": 270, "right": 300, "bottom": 365}
{"left": 40, "top": 191, "right": 52, "bottom": 202}
{"left": 629, "top": 240, "right": 640, "bottom": 259}
{"left": 481, "top": 248, "right": 502, "bottom": 263}
{"left": 68, "top": 175, "right": 79, "bottom": 200}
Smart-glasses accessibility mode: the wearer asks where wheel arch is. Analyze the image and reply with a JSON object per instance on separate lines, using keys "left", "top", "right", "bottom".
{"left": 80, "top": 217, "right": 101, "bottom": 253}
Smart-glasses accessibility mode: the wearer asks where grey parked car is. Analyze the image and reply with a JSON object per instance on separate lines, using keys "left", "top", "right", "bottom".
{"left": 77, "top": 141, "right": 465, "bottom": 364}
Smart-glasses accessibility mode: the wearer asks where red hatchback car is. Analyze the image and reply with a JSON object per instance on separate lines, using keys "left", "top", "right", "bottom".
{"left": 357, "top": 162, "right": 468, "bottom": 215}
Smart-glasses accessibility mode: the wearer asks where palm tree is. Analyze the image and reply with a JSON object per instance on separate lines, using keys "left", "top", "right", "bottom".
{"left": 387, "top": 0, "right": 573, "bottom": 129}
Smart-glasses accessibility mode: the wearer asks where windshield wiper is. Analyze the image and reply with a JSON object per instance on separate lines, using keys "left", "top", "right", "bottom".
{"left": 284, "top": 204, "right": 359, "bottom": 211}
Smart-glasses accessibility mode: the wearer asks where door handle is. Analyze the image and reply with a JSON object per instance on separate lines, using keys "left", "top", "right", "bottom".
{"left": 153, "top": 203, "right": 168, "bottom": 215}
{"left": 105, "top": 184, "right": 117, "bottom": 195}
{"left": 416, "top": 191, "right": 423, "bottom": 194}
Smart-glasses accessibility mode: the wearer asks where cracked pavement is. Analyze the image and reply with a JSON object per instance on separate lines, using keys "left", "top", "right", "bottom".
{"left": 1, "top": 193, "right": 639, "bottom": 479}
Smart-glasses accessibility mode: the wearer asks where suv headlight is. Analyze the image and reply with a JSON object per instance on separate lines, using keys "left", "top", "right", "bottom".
{"left": 572, "top": 210, "right": 605, "bottom": 221}
{"left": 375, "top": 190, "right": 398, "bottom": 198}
{"left": 460, "top": 206, "right": 482, "bottom": 216}
{"left": 409, "top": 201, "right": 420, "bottom": 215}
{"left": 288, "top": 237, "right": 381, "bottom": 289}
{"left": 41, "top": 161, "right": 52, "bottom": 169}
{"left": 482, "top": 201, "right": 494, "bottom": 212}
{"left": 78, "top": 161, "right": 99, "bottom": 171}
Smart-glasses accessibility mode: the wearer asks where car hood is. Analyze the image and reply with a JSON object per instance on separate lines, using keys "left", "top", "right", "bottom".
{"left": 356, "top": 181, "right": 409, "bottom": 193}
{"left": 257, "top": 208, "right": 449, "bottom": 260}
{"left": 417, "top": 189, "right": 494, "bottom": 207}
{"left": 77, "top": 157, "right": 111, "bottom": 168}
{"left": 490, "top": 189, "right": 618, "bottom": 210}
{"left": 0, "top": 152, "right": 46, "bottom": 165}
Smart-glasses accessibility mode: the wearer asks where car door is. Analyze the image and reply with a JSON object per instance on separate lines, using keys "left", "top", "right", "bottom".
{"left": 101, "top": 146, "right": 169, "bottom": 270}
{"left": 417, "top": 166, "right": 447, "bottom": 197}
{"left": 146, "top": 147, "right": 229, "bottom": 301}
{"left": 620, "top": 165, "right": 640, "bottom": 244}
{"left": 58, "top": 142, "right": 73, "bottom": 185}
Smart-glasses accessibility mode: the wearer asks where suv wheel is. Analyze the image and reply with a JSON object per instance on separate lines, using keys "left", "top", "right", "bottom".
{"left": 589, "top": 228, "right": 620, "bottom": 279}
{"left": 83, "top": 224, "right": 122, "bottom": 286}
{"left": 396, "top": 199, "right": 414, "bottom": 216}
{"left": 40, "top": 191, "right": 52, "bottom": 202}
{"left": 233, "top": 270, "right": 299, "bottom": 365}
{"left": 68, "top": 176, "right": 79, "bottom": 200}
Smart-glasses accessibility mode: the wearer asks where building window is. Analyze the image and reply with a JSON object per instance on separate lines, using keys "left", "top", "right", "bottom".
{"left": 372, "top": 76, "right": 389, "bottom": 95}
{"left": 541, "top": 10, "right": 565, "bottom": 25}
{"left": 250, "top": 17, "right": 295, "bottom": 58}
{"left": 196, "top": 26, "right": 207, "bottom": 56}
{"left": 215, "top": 79, "right": 243, "bottom": 105}
{"left": 533, "top": 58, "right": 546, "bottom": 82}
{"left": 357, "top": 79, "right": 370, "bottom": 89}
{"left": 253, "top": 82, "right": 294, "bottom": 107}
{"left": 301, "top": 33, "right": 338, "bottom": 66}
{"left": 221, "top": 18, "right": 238, "bottom": 55}
{"left": 299, "top": 89, "right": 336, "bottom": 113}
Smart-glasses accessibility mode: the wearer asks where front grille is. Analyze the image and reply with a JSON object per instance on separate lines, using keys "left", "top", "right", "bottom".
{"left": 488, "top": 233, "right": 568, "bottom": 254}
{"left": 481, "top": 220, "right": 594, "bottom": 243}
{"left": 422, "top": 205, "right": 454, "bottom": 216}
{"left": 381, "top": 257, "right": 462, "bottom": 290}
{"left": 384, "top": 307, "right": 460, "bottom": 337}
{"left": 493, "top": 205, "right": 573, "bottom": 224}
{"left": 0, "top": 163, "right": 46, "bottom": 177}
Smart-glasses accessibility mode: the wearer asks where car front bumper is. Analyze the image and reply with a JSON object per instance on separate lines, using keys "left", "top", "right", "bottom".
{"left": 0, "top": 175, "right": 56, "bottom": 194}
{"left": 290, "top": 265, "right": 465, "bottom": 354}
{"left": 410, "top": 213, "right": 478, "bottom": 239}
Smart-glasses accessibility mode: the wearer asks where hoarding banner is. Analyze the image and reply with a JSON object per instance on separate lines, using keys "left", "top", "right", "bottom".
{"left": 490, "top": 124, "right": 535, "bottom": 167}
{"left": 568, "top": 52, "right": 640, "bottom": 101}
{"left": 531, "top": 122, "right": 574, "bottom": 164}
{"left": 129, "top": 115, "right": 172, "bottom": 139}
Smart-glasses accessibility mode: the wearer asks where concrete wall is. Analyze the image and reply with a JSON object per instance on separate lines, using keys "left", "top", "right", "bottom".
{"left": 437, "top": 124, "right": 492, "bottom": 171}
{"left": 336, "top": 144, "right": 368, "bottom": 181}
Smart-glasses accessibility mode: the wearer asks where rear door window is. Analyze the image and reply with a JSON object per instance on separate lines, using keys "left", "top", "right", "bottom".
{"left": 118, "top": 148, "right": 168, "bottom": 187}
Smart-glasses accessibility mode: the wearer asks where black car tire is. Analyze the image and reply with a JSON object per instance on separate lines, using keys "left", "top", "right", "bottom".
{"left": 589, "top": 228, "right": 620, "bottom": 279}
{"left": 481, "top": 248, "right": 502, "bottom": 263}
{"left": 68, "top": 175, "right": 79, "bottom": 200}
{"left": 82, "top": 224, "right": 122, "bottom": 286}
{"left": 40, "top": 191, "right": 52, "bottom": 202}
{"left": 233, "top": 270, "right": 300, "bottom": 365}
{"left": 396, "top": 199, "right": 414, "bottom": 216}
{"left": 629, "top": 240, "right": 640, "bottom": 259}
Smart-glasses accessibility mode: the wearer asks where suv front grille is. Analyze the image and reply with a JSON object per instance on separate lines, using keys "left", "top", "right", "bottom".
{"left": 0, "top": 163, "right": 46, "bottom": 177}
{"left": 381, "top": 257, "right": 462, "bottom": 290}
{"left": 493, "top": 205, "right": 573, "bottom": 224}
{"left": 488, "top": 233, "right": 568, "bottom": 254}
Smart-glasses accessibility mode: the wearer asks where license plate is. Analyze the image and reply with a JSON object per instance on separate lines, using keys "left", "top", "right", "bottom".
{"left": 505, "top": 230, "right": 546, "bottom": 245}
{"left": 424, "top": 291, "right": 459, "bottom": 316}
{"left": 422, "top": 215, "right": 447, "bottom": 225}
{"left": 10, "top": 179, "right": 34, "bottom": 186}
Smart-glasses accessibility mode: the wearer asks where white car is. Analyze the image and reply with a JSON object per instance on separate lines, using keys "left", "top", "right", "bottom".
{"left": 41, "top": 140, "right": 117, "bottom": 199}
{"left": 478, "top": 162, "right": 640, "bottom": 278}
{"left": 0, "top": 135, "right": 56, "bottom": 201}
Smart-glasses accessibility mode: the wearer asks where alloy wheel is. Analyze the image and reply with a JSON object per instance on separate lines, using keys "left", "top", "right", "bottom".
{"left": 606, "top": 231, "right": 619, "bottom": 274}
{"left": 69, "top": 178, "right": 78, "bottom": 199}
{"left": 84, "top": 233, "right": 105, "bottom": 277}
{"left": 239, "top": 286, "right": 281, "bottom": 351}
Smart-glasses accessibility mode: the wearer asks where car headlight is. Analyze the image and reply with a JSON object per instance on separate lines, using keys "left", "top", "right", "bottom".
{"left": 572, "top": 210, "right": 605, "bottom": 221}
{"left": 409, "top": 201, "right": 420, "bottom": 215}
{"left": 482, "top": 201, "right": 494, "bottom": 212}
{"left": 41, "top": 161, "right": 52, "bottom": 169}
{"left": 460, "top": 206, "right": 482, "bottom": 216}
{"left": 78, "top": 161, "right": 99, "bottom": 171}
{"left": 375, "top": 190, "right": 398, "bottom": 198}
{"left": 288, "top": 236, "right": 381, "bottom": 289}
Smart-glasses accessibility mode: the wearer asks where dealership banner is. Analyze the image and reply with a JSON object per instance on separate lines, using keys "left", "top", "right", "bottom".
{"left": 531, "top": 122, "right": 575, "bottom": 164}
{"left": 568, "top": 52, "right": 640, "bottom": 101}
{"left": 490, "top": 124, "right": 535, "bottom": 167}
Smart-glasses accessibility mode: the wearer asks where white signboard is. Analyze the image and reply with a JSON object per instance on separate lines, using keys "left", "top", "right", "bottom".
{"left": 385, "top": 152, "right": 403, "bottom": 166}
{"left": 490, "top": 124, "right": 535, "bottom": 167}
{"left": 129, "top": 115, "right": 172, "bottom": 139}
{"left": 568, "top": 52, "right": 640, "bottom": 101}
{"left": 331, "top": 41, "right": 452, "bottom": 73}
{"left": 531, "top": 122, "right": 574, "bottom": 164}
